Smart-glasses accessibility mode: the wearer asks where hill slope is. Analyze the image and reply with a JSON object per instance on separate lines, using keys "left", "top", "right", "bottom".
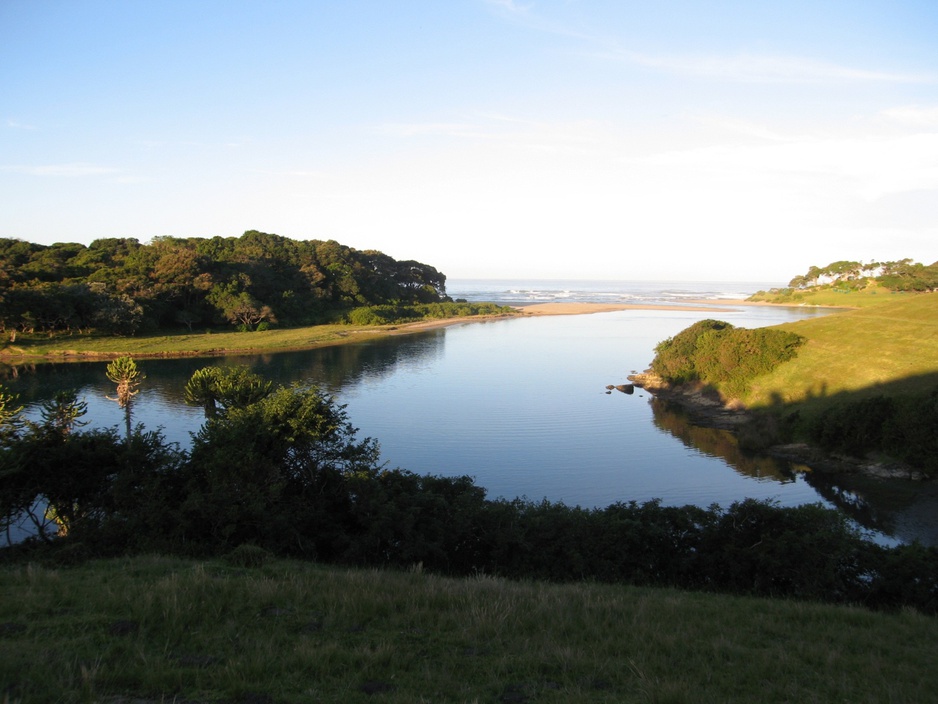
{"left": 747, "top": 292, "right": 938, "bottom": 406}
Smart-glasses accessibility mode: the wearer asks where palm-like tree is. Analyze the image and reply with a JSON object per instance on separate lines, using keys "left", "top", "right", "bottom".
{"left": 106, "top": 356, "right": 144, "bottom": 439}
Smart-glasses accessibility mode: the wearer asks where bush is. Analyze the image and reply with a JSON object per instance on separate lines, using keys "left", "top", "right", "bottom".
{"left": 651, "top": 320, "right": 804, "bottom": 396}
{"left": 805, "top": 389, "right": 938, "bottom": 474}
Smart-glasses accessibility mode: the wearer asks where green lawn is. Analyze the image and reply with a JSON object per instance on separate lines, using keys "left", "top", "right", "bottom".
{"left": 1, "top": 555, "right": 934, "bottom": 703}
{"left": 744, "top": 291, "right": 938, "bottom": 407}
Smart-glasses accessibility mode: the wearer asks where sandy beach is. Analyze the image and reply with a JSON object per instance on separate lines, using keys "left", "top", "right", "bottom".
{"left": 391, "top": 300, "right": 741, "bottom": 335}
{"left": 513, "top": 301, "right": 738, "bottom": 316}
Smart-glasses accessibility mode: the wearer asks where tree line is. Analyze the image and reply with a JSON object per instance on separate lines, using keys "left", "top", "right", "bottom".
{"left": 787, "top": 258, "right": 938, "bottom": 291}
{"left": 1, "top": 362, "right": 935, "bottom": 614}
{"left": 0, "top": 231, "right": 451, "bottom": 335}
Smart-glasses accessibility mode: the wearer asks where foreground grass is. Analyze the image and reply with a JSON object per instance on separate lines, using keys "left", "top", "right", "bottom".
{"left": 743, "top": 291, "right": 938, "bottom": 407}
{"left": 0, "top": 555, "right": 935, "bottom": 703}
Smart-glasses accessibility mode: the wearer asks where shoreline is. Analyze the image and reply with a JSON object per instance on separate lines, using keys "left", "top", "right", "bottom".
{"left": 0, "top": 299, "right": 790, "bottom": 363}
{"left": 513, "top": 301, "right": 739, "bottom": 315}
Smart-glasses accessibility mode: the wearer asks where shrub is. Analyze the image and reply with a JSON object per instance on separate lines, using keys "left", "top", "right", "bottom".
{"left": 806, "top": 389, "right": 938, "bottom": 475}
{"left": 224, "top": 543, "right": 274, "bottom": 568}
{"left": 650, "top": 320, "right": 804, "bottom": 396}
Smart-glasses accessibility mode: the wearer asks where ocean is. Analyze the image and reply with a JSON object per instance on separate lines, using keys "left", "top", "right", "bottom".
{"left": 445, "top": 279, "right": 783, "bottom": 306}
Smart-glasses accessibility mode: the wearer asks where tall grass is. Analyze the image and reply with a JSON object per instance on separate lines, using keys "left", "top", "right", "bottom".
{"left": 1, "top": 556, "right": 935, "bottom": 703}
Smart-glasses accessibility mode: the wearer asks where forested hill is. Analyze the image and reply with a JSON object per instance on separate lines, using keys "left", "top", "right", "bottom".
{"left": 0, "top": 231, "right": 450, "bottom": 335}
{"left": 749, "top": 258, "right": 938, "bottom": 304}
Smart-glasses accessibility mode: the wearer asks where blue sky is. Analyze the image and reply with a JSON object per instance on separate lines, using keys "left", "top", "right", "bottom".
{"left": 2, "top": 1, "right": 936, "bottom": 282}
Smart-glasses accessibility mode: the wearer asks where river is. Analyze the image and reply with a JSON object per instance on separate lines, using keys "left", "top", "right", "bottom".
{"left": 4, "top": 279, "right": 937, "bottom": 546}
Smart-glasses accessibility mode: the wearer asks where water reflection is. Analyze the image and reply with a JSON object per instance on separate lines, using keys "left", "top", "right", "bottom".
{"left": 648, "top": 398, "right": 938, "bottom": 546}
{"left": 802, "top": 471, "right": 938, "bottom": 547}
{"left": 650, "top": 399, "right": 799, "bottom": 484}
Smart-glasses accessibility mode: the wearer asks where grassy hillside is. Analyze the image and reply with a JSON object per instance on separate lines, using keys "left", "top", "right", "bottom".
{"left": 747, "top": 282, "right": 920, "bottom": 308}
{"left": 744, "top": 291, "right": 938, "bottom": 407}
{"left": 1, "top": 555, "right": 935, "bottom": 703}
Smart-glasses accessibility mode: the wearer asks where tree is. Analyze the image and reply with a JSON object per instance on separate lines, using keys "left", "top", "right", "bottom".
{"left": 224, "top": 292, "right": 276, "bottom": 330}
{"left": 183, "top": 365, "right": 273, "bottom": 417}
{"left": 106, "top": 356, "right": 145, "bottom": 440}
{"left": 179, "top": 383, "right": 381, "bottom": 553}
{"left": 34, "top": 390, "right": 88, "bottom": 439}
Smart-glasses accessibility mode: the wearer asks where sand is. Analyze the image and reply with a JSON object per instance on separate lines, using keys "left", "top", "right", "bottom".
{"left": 513, "top": 301, "right": 737, "bottom": 315}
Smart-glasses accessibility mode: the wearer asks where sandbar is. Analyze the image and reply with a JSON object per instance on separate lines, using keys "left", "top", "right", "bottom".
{"left": 513, "top": 302, "right": 736, "bottom": 316}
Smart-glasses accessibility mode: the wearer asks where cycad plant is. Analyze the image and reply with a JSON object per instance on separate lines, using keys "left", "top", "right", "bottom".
{"left": 106, "top": 356, "right": 144, "bottom": 439}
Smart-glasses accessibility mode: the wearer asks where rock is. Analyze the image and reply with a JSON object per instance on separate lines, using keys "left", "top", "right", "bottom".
{"left": 615, "top": 384, "right": 634, "bottom": 394}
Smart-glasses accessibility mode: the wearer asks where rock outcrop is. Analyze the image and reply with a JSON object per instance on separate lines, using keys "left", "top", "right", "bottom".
{"left": 627, "top": 372, "right": 751, "bottom": 430}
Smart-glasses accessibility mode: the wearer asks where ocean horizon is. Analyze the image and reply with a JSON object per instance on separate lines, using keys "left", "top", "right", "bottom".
{"left": 446, "top": 278, "right": 785, "bottom": 307}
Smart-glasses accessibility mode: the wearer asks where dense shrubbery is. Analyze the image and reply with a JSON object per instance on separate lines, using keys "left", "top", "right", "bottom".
{"left": 345, "top": 302, "right": 510, "bottom": 326}
{"left": 650, "top": 319, "right": 805, "bottom": 396}
{"left": 2, "top": 370, "right": 936, "bottom": 614}
{"left": 802, "top": 390, "right": 938, "bottom": 475}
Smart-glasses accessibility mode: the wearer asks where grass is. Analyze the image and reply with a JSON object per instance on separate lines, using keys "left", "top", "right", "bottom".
{"left": 0, "top": 312, "right": 515, "bottom": 361}
{"left": 742, "top": 291, "right": 938, "bottom": 407}
{"left": 1, "top": 555, "right": 935, "bottom": 703}
{"left": 747, "top": 282, "right": 915, "bottom": 308}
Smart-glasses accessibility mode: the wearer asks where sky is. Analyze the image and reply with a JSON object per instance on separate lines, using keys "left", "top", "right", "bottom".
{"left": 2, "top": 1, "right": 937, "bottom": 283}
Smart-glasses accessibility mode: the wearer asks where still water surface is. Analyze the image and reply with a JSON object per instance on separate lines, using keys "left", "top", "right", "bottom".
{"left": 6, "top": 292, "right": 937, "bottom": 546}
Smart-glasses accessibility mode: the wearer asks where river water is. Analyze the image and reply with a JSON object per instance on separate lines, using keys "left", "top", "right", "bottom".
{"left": 4, "top": 279, "right": 937, "bottom": 546}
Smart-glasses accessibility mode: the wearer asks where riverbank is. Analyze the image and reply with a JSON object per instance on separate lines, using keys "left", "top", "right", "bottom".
{"left": 0, "top": 301, "right": 749, "bottom": 362}
{"left": 627, "top": 372, "right": 930, "bottom": 481}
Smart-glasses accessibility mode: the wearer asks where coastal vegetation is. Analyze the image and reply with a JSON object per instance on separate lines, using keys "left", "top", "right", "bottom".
{"left": 747, "top": 257, "right": 938, "bottom": 305}
{"left": 649, "top": 320, "right": 805, "bottom": 397}
{"left": 645, "top": 262, "right": 938, "bottom": 475}
{"left": 0, "top": 231, "right": 475, "bottom": 338}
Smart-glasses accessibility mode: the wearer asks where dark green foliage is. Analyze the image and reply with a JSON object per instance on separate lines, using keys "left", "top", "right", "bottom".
{"left": 694, "top": 499, "right": 868, "bottom": 601}
{"left": 0, "top": 231, "right": 452, "bottom": 334}
{"left": 651, "top": 319, "right": 730, "bottom": 384}
{"left": 806, "top": 390, "right": 938, "bottom": 474}
{"left": 346, "top": 301, "right": 511, "bottom": 326}
{"left": 176, "top": 384, "right": 381, "bottom": 555}
{"left": 183, "top": 365, "right": 273, "bottom": 417}
{"left": 651, "top": 319, "right": 804, "bottom": 394}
